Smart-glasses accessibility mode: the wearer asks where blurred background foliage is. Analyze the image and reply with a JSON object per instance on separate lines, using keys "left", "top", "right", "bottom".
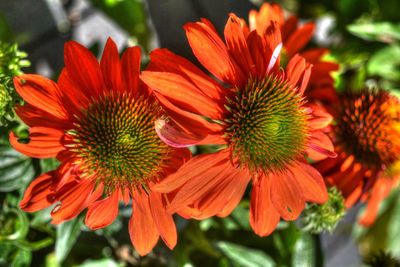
{"left": 0, "top": 0, "right": 400, "bottom": 266}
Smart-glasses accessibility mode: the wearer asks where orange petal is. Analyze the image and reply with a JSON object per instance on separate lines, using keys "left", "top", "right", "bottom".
{"left": 64, "top": 41, "right": 104, "bottom": 97}
{"left": 286, "top": 54, "right": 306, "bottom": 88}
{"left": 10, "top": 127, "right": 65, "bottom": 158}
{"left": 149, "top": 193, "right": 177, "bottom": 249}
{"left": 152, "top": 149, "right": 229, "bottom": 193}
{"left": 291, "top": 161, "right": 328, "bottom": 203}
{"left": 285, "top": 23, "right": 315, "bottom": 57}
{"left": 270, "top": 169, "right": 305, "bottom": 221}
{"left": 307, "top": 131, "right": 337, "bottom": 160}
{"left": 308, "top": 104, "right": 333, "bottom": 129}
{"left": 141, "top": 71, "right": 223, "bottom": 119}
{"left": 15, "top": 103, "right": 71, "bottom": 129}
{"left": 147, "top": 48, "right": 225, "bottom": 101}
{"left": 224, "top": 13, "right": 255, "bottom": 76}
{"left": 184, "top": 19, "right": 246, "bottom": 86}
{"left": 20, "top": 171, "right": 55, "bottom": 212}
{"left": 13, "top": 75, "right": 67, "bottom": 120}
{"left": 85, "top": 190, "right": 120, "bottom": 230}
{"left": 129, "top": 193, "right": 159, "bottom": 256}
{"left": 51, "top": 179, "right": 96, "bottom": 224}
{"left": 100, "top": 38, "right": 123, "bottom": 93}
{"left": 250, "top": 175, "right": 280, "bottom": 236}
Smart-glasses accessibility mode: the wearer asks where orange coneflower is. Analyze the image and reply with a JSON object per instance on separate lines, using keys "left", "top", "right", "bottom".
{"left": 314, "top": 89, "right": 400, "bottom": 226}
{"left": 141, "top": 13, "right": 336, "bottom": 236}
{"left": 249, "top": 2, "right": 339, "bottom": 103}
{"left": 10, "top": 38, "right": 191, "bottom": 255}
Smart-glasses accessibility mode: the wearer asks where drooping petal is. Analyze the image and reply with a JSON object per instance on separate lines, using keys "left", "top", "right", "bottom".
{"left": 149, "top": 193, "right": 177, "bottom": 249}
{"left": 129, "top": 193, "right": 159, "bottom": 256}
{"left": 85, "top": 190, "right": 120, "bottom": 230}
{"left": 100, "top": 38, "right": 123, "bottom": 93}
{"left": 50, "top": 179, "right": 96, "bottom": 224}
{"left": 64, "top": 41, "right": 104, "bottom": 97}
{"left": 10, "top": 127, "right": 65, "bottom": 158}
{"left": 13, "top": 75, "right": 67, "bottom": 120}
{"left": 20, "top": 171, "right": 55, "bottom": 212}
{"left": 249, "top": 174, "right": 280, "bottom": 236}
{"left": 270, "top": 168, "right": 305, "bottom": 220}
{"left": 307, "top": 131, "right": 337, "bottom": 160}
{"left": 285, "top": 23, "right": 315, "bottom": 57}
{"left": 290, "top": 161, "right": 328, "bottom": 203}
{"left": 184, "top": 19, "right": 246, "bottom": 86}
{"left": 308, "top": 104, "right": 333, "bottom": 130}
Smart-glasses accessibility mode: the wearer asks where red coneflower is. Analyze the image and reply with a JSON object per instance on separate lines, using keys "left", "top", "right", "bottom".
{"left": 10, "top": 38, "right": 190, "bottom": 255}
{"left": 314, "top": 89, "right": 400, "bottom": 226}
{"left": 249, "top": 2, "right": 339, "bottom": 103}
{"left": 141, "top": 13, "right": 336, "bottom": 236}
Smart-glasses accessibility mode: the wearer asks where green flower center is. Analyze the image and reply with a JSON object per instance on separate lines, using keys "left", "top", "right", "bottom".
{"left": 69, "top": 93, "right": 169, "bottom": 191}
{"left": 225, "top": 76, "right": 309, "bottom": 172}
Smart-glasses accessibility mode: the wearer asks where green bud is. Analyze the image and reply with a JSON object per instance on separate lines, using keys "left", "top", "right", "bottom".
{"left": 301, "top": 187, "right": 346, "bottom": 234}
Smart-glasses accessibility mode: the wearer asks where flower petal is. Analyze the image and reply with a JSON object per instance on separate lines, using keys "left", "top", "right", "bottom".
{"left": 10, "top": 127, "right": 65, "bottom": 158}
{"left": 184, "top": 19, "right": 246, "bottom": 86}
{"left": 121, "top": 46, "right": 142, "bottom": 93}
{"left": 85, "top": 190, "right": 119, "bottom": 230}
{"left": 149, "top": 193, "right": 177, "bottom": 249}
{"left": 250, "top": 174, "right": 280, "bottom": 236}
{"left": 20, "top": 171, "right": 55, "bottom": 212}
{"left": 270, "top": 169, "right": 305, "bottom": 220}
{"left": 285, "top": 23, "right": 315, "bottom": 57}
{"left": 100, "top": 38, "right": 123, "bottom": 93}
{"left": 64, "top": 41, "right": 103, "bottom": 97}
{"left": 129, "top": 193, "right": 159, "bottom": 256}
{"left": 307, "top": 131, "right": 337, "bottom": 160}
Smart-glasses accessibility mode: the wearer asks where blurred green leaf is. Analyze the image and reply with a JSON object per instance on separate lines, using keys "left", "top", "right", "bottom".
{"left": 0, "top": 144, "right": 35, "bottom": 192}
{"left": 55, "top": 216, "right": 83, "bottom": 263}
{"left": 292, "top": 232, "right": 315, "bottom": 267}
{"left": 11, "top": 248, "right": 31, "bottom": 267}
{"left": 367, "top": 45, "right": 400, "bottom": 81}
{"left": 347, "top": 22, "right": 400, "bottom": 43}
{"left": 89, "top": 0, "right": 150, "bottom": 51}
{"left": 216, "top": 241, "right": 275, "bottom": 267}
{"left": 78, "top": 258, "right": 122, "bottom": 267}
{"left": 386, "top": 192, "right": 400, "bottom": 255}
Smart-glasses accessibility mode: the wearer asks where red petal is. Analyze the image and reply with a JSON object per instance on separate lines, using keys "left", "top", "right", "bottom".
{"left": 285, "top": 23, "right": 315, "bottom": 57}
{"left": 121, "top": 46, "right": 142, "bottom": 94}
{"left": 51, "top": 179, "right": 96, "bottom": 224}
{"left": 270, "top": 168, "right": 305, "bottom": 220}
{"left": 85, "top": 190, "right": 119, "bottom": 230}
{"left": 58, "top": 69, "right": 90, "bottom": 112}
{"left": 129, "top": 193, "right": 159, "bottom": 256}
{"left": 250, "top": 175, "right": 280, "bottom": 236}
{"left": 147, "top": 48, "right": 225, "bottom": 101}
{"left": 64, "top": 41, "right": 103, "bottom": 97}
{"left": 308, "top": 104, "right": 333, "bottom": 129}
{"left": 307, "top": 131, "right": 337, "bottom": 160}
{"left": 100, "top": 38, "right": 122, "bottom": 93}
{"left": 149, "top": 193, "right": 177, "bottom": 249}
{"left": 184, "top": 19, "right": 246, "bottom": 86}
{"left": 286, "top": 54, "right": 306, "bottom": 88}
{"left": 14, "top": 75, "right": 67, "bottom": 120}
{"left": 141, "top": 71, "right": 223, "bottom": 119}
{"left": 20, "top": 172, "right": 55, "bottom": 212}
{"left": 225, "top": 13, "right": 256, "bottom": 76}
{"left": 16, "top": 104, "right": 70, "bottom": 129}
{"left": 291, "top": 161, "right": 328, "bottom": 203}
{"left": 10, "top": 127, "right": 64, "bottom": 158}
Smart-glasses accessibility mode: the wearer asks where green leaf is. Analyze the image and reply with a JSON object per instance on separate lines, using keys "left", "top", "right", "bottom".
{"left": 216, "top": 241, "right": 275, "bottom": 267}
{"left": 386, "top": 193, "right": 400, "bottom": 255}
{"left": 367, "top": 45, "right": 400, "bottom": 81}
{"left": 11, "top": 248, "right": 31, "bottom": 267}
{"left": 347, "top": 22, "right": 400, "bottom": 42}
{"left": 292, "top": 232, "right": 315, "bottom": 267}
{"left": 55, "top": 216, "right": 83, "bottom": 263}
{"left": 0, "top": 145, "right": 34, "bottom": 192}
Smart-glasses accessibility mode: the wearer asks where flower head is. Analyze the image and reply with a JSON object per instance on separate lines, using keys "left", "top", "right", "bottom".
{"left": 249, "top": 3, "right": 339, "bottom": 103}
{"left": 314, "top": 89, "right": 400, "bottom": 226}
{"left": 141, "top": 13, "right": 336, "bottom": 236}
{"left": 10, "top": 38, "right": 190, "bottom": 255}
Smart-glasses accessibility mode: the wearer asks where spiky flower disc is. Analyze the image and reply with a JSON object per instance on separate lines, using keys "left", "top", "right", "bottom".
{"left": 337, "top": 89, "right": 400, "bottom": 168}
{"left": 225, "top": 75, "right": 309, "bottom": 172}
{"left": 69, "top": 92, "right": 168, "bottom": 192}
